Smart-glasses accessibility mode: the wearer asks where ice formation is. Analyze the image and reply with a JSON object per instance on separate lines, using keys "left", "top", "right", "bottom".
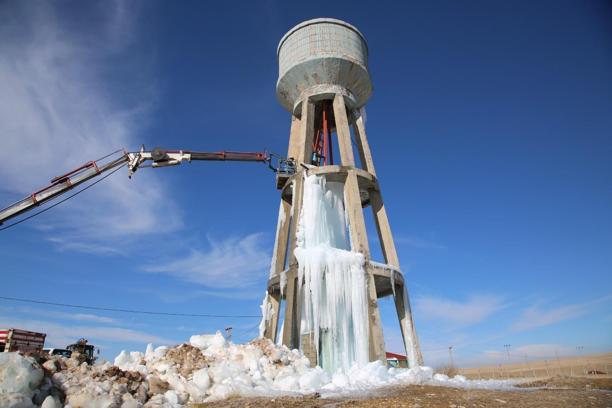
{"left": 0, "top": 338, "right": 516, "bottom": 407}
{"left": 268, "top": 201, "right": 287, "bottom": 279}
{"left": 258, "top": 291, "right": 274, "bottom": 339}
{"left": 294, "top": 174, "right": 370, "bottom": 374}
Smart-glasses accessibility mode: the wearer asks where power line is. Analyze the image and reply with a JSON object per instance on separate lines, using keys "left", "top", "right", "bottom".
{"left": 0, "top": 296, "right": 260, "bottom": 318}
{"left": 0, "top": 163, "right": 126, "bottom": 232}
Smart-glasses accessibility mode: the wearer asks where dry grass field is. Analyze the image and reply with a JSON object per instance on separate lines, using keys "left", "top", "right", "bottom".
{"left": 458, "top": 353, "right": 612, "bottom": 380}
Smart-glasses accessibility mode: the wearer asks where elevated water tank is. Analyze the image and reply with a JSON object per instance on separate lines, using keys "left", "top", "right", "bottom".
{"left": 276, "top": 18, "right": 372, "bottom": 115}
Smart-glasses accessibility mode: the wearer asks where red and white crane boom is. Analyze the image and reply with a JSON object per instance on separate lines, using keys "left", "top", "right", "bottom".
{"left": 0, "top": 147, "right": 294, "bottom": 226}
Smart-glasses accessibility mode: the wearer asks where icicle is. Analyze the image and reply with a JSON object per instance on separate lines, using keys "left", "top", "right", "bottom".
{"left": 280, "top": 270, "right": 287, "bottom": 297}
{"left": 258, "top": 292, "right": 273, "bottom": 339}
{"left": 276, "top": 320, "right": 284, "bottom": 346}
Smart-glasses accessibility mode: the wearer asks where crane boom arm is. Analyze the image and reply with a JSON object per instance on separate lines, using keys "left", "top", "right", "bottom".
{"left": 0, "top": 147, "right": 292, "bottom": 226}
{"left": 0, "top": 155, "right": 128, "bottom": 225}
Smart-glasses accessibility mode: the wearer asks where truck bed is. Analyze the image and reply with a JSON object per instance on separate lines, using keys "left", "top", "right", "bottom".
{"left": 0, "top": 328, "right": 46, "bottom": 352}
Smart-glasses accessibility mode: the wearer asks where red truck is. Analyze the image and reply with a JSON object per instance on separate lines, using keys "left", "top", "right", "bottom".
{"left": 0, "top": 328, "right": 46, "bottom": 353}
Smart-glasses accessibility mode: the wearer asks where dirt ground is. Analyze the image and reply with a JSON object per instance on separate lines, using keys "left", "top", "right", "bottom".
{"left": 197, "top": 376, "right": 612, "bottom": 408}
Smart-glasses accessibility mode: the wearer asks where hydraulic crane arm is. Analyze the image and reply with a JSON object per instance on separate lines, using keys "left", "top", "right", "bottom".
{"left": 125, "top": 146, "right": 272, "bottom": 176}
{"left": 0, "top": 147, "right": 294, "bottom": 226}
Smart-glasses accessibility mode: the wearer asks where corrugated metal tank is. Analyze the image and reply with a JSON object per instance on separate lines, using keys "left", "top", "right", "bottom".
{"left": 276, "top": 18, "right": 372, "bottom": 115}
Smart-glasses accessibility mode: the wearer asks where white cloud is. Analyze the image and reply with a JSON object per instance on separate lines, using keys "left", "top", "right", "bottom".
{"left": 512, "top": 295, "right": 612, "bottom": 331}
{"left": 52, "top": 312, "right": 118, "bottom": 324}
{"left": 125, "top": 287, "right": 264, "bottom": 304}
{"left": 415, "top": 294, "right": 506, "bottom": 326}
{"left": 164, "top": 289, "right": 264, "bottom": 302}
{"left": 46, "top": 236, "right": 127, "bottom": 256}
{"left": 2, "top": 306, "right": 119, "bottom": 324}
{"left": 0, "top": 2, "right": 181, "bottom": 250}
{"left": 142, "top": 233, "right": 271, "bottom": 289}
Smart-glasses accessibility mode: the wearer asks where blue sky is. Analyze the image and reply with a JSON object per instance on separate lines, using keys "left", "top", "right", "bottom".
{"left": 0, "top": 0, "right": 610, "bottom": 367}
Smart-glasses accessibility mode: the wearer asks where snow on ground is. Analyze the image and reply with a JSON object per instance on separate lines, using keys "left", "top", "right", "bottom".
{"left": 0, "top": 332, "right": 515, "bottom": 407}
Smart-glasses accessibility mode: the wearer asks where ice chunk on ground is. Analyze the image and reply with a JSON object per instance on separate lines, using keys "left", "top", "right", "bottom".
{"left": 0, "top": 393, "right": 36, "bottom": 408}
{"left": 192, "top": 368, "right": 210, "bottom": 388}
{"left": 114, "top": 350, "right": 147, "bottom": 374}
{"left": 145, "top": 343, "right": 155, "bottom": 358}
{"left": 40, "top": 395, "right": 61, "bottom": 408}
{"left": 0, "top": 335, "right": 517, "bottom": 407}
{"left": 0, "top": 352, "right": 43, "bottom": 406}
{"left": 189, "top": 331, "right": 226, "bottom": 350}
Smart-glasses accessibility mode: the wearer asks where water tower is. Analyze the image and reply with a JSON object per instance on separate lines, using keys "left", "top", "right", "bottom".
{"left": 261, "top": 18, "right": 423, "bottom": 370}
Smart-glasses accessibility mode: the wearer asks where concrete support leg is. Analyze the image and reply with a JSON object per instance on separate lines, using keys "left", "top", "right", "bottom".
{"left": 334, "top": 93, "right": 386, "bottom": 363}
{"left": 343, "top": 171, "right": 370, "bottom": 254}
{"left": 365, "top": 263, "right": 387, "bottom": 363}
{"left": 287, "top": 114, "right": 302, "bottom": 162}
{"left": 281, "top": 97, "right": 314, "bottom": 350}
{"left": 297, "top": 99, "right": 315, "bottom": 165}
{"left": 365, "top": 139, "right": 422, "bottom": 365}
{"left": 333, "top": 95, "right": 356, "bottom": 166}
{"left": 349, "top": 96, "right": 422, "bottom": 365}
{"left": 281, "top": 270, "right": 298, "bottom": 349}
{"left": 370, "top": 189, "right": 400, "bottom": 268}
{"left": 281, "top": 176, "right": 303, "bottom": 350}
{"left": 352, "top": 110, "right": 377, "bottom": 176}
{"left": 371, "top": 187, "right": 422, "bottom": 364}
{"left": 393, "top": 283, "right": 424, "bottom": 367}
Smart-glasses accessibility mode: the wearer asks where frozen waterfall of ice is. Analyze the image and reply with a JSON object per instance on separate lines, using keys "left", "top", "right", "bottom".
{"left": 294, "top": 174, "right": 370, "bottom": 374}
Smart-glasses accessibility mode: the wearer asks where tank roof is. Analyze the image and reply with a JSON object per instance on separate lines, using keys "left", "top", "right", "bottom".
{"left": 277, "top": 18, "right": 368, "bottom": 57}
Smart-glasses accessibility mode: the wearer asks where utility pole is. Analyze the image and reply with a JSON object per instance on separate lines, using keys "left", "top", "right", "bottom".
{"left": 503, "top": 345, "right": 512, "bottom": 379}
{"left": 555, "top": 350, "right": 562, "bottom": 375}
{"left": 448, "top": 346, "right": 454, "bottom": 368}
{"left": 525, "top": 355, "right": 536, "bottom": 378}
{"left": 576, "top": 345, "right": 586, "bottom": 376}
